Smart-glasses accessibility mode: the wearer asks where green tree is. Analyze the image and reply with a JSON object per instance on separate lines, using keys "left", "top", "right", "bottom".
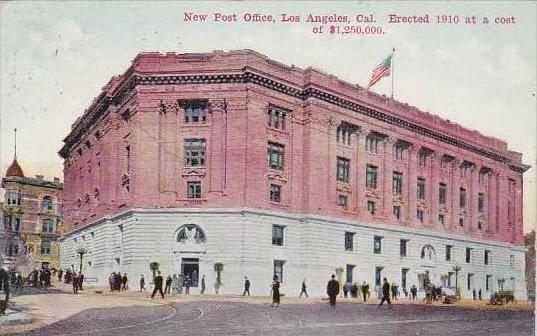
{"left": 149, "top": 261, "right": 160, "bottom": 281}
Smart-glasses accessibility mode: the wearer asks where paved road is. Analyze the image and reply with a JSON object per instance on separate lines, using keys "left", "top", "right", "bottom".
{"left": 11, "top": 300, "right": 535, "bottom": 336}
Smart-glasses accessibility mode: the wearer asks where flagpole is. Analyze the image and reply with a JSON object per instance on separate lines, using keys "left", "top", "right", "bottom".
{"left": 391, "top": 48, "right": 395, "bottom": 99}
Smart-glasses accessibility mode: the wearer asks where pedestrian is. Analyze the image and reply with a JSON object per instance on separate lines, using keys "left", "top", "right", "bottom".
{"left": 72, "top": 273, "right": 79, "bottom": 294}
{"left": 351, "top": 282, "right": 358, "bottom": 298}
{"left": 300, "top": 279, "right": 309, "bottom": 298}
{"left": 343, "top": 282, "right": 350, "bottom": 298}
{"left": 361, "top": 281, "right": 370, "bottom": 302}
{"left": 184, "top": 275, "right": 191, "bottom": 294}
{"left": 391, "top": 283, "right": 398, "bottom": 301}
{"left": 473, "top": 289, "right": 476, "bottom": 300}
{"left": 327, "top": 274, "right": 340, "bottom": 307}
{"left": 109, "top": 273, "right": 115, "bottom": 292}
{"left": 243, "top": 276, "right": 251, "bottom": 296}
{"left": 378, "top": 278, "right": 392, "bottom": 307}
{"left": 115, "top": 272, "right": 122, "bottom": 291}
{"left": 201, "top": 275, "right": 206, "bottom": 294}
{"left": 58, "top": 269, "right": 63, "bottom": 282}
{"left": 478, "top": 289, "right": 482, "bottom": 300}
{"left": 270, "top": 275, "right": 280, "bottom": 307}
{"left": 140, "top": 274, "right": 146, "bottom": 292}
{"left": 151, "top": 271, "right": 164, "bottom": 299}
{"left": 15, "top": 273, "right": 23, "bottom": 294}
{"left": 121, "top": 273, "right": 128, "bottom": 291}
{"left": 411, "top": 284, "right": 417, "bottom": 300}
{"left": 79, "top": 273, "right": 84, "bottom": 291}
{"left": 165, "top": 275, "right": 172, "bottom": 294}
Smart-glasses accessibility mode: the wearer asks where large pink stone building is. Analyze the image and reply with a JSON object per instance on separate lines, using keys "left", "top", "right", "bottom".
{"left": 59, "top": 50, "right": 529, "bottom": 298}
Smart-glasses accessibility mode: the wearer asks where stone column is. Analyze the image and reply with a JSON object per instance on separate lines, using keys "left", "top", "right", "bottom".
{"left": 450, "top": 159, "right": 461, "bottom": 230}
{"left": 406, "top": 145, "right": 418, "bottom": 226}
{"left": 382, "top": 136, "right": 394, "bottom": 219}
{"left": 469, "top": 163, "right": 480, "bottom": 233}
{"left": 487, "top": 171, "right": 498, "bottom": 234}
{"left": 209, "top": 99, "right": 227, "bottom": 194}
{"left": 497, "top": 173, "right": 509, "bottom": 239}
{"left": 429, "top": 153, "right": 440, "bottom": 227}
{"left": 355, "top": 127, "right": 369, "bottom": 214}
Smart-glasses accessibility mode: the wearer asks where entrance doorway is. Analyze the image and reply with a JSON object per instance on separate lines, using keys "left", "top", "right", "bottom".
{"left": 181, "top": 258, "right": 199, "bottom": 287}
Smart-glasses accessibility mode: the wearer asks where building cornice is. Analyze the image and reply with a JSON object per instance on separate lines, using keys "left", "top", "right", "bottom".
{"left": 59, "top": 56, "right": 530, "bottom": 174}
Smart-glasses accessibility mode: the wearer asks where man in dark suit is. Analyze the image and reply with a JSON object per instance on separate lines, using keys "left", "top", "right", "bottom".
{"left": 378, "top": 278, "right": 392, "bottom": 307}
{"left": 243, "top": 276, "right": 251, "bottom": 296}
{"left": 151, "top": 271, "right": 164, "bottom": 299}
{"left": 326, "top": 274, "right": 340, "bottom": 307}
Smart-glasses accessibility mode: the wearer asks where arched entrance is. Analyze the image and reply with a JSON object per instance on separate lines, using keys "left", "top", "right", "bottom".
{"left": 173, "top": 224, "right": 207, "bottom": 289}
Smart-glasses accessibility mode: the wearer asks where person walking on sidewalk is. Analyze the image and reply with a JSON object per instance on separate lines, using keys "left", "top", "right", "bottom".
{"left": 72, "top": 273, "right": 79, "bottom": 294}
{"left": 121, "top": 273, "right": 128, "bottom": 291}
{"left": 201, "top": 275, "right": 206, "bottom": 294}
{"left": 184, "top": 275, "right": 191, "bottom": 294}
{"left": 378, "top": 278, "right": 392, "bottom": 307}
{"left": 300, "top": 279, "right": 309, "bottom": 298}
{"left": 243, "top": 276, "right": 251, "bottom": 296}
{"left": 140, "top": 274, "right": 146, "bottom": 292}
{"left": 165, "top": 275, "right": 172, "bottom": 294}
{"left": 361, "top": 281, "right": 370, "bottom": 302}
{"left": 151, "top": 271, "right": 165, "bottom": 299}
{"left": 327, "top": 274, "right": 340, "bottom": 307}
{"left": 270, "top": 275, "right": 280, "bottom": 307}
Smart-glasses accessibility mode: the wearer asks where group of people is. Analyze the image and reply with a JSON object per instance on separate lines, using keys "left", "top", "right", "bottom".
{"left": 108, "top": 272, "right": 128, "bottom": 292}
{"left": 28, "top": 268, "right": 52, "bottom": 287}
{"left": 148, "top": 272, "right": 201, "bottom": 299}
{"left": 71, "top": 272, "right": 85, "bottom": 294}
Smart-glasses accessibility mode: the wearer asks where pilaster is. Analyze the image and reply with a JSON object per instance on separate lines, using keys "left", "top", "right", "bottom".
{"left": 382, "top": 136, "right": 395, "bottom": 219}
{"left": 209, "top": 99, "right": 227, "bottom": 194}
{"left": 429, "top": 153, "right": 440, "bottom": 227}
{"left": 406, "top": 145, "right": 418, "bottom": 226}
{"left": 450, "top": 158, "right": 461, "bottom": 230}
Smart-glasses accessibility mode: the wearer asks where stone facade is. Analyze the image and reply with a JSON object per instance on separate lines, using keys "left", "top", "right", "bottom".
{"left": 59, "top": 50, "right": 529, "bottom": 298}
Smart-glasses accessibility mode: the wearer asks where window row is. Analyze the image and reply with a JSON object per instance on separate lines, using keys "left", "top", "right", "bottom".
{"left": 5, "top": 190, "right": 54, "bottom": 211}
{"left": 3, "top": 217, "right": 55, "bottom": 234}
{"left": 6, "top": 241, "right": 52, "bottom": 256}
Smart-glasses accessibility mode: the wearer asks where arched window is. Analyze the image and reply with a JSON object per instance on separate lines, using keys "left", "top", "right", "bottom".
{"left": 42, "top": 196, "right": 53, "bottom": 211}
{"left": 176, "top": 224, "right": 206, "bottom": 243}
{"left": 42, "top": 219, "right": 54, "bottom": 233}
{"left": 41, "top": 240, "right": 51, "bottom": 255}
{"left": 421, "top": 245, "right": 436, "bottom": 260}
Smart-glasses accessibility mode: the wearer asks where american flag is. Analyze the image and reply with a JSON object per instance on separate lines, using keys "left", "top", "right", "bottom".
{"left": 367, "top": 52, "right": 394, "bottom": 89}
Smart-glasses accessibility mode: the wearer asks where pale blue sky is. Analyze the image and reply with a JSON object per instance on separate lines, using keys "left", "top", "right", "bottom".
{"left": 1, "top": 1, "right": 535, "bottom": 231}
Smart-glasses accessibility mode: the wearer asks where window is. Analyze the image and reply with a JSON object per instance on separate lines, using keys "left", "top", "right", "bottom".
{"left": 375, "top": 266, "right": 383, "bottom": 286}
{"left": 466, "top": 248, "right": 472, "bottom": 263}
{"left": 42, "top": 219, "right": 54, "bottom": 233}
{"left": 267, "top": 105, "right": 287, "bottom": 130}
{"left": 41, "top": 240, "right": 51, "bottom": 255}
{"left": 439, "top": 183, "right": 447, "bottom": 204}
{"left": 392, "top": 172, "right": 403, "bottom": 195}
{"left": 467, "top": 273, "right": 474, "bottom": 290}
{"left": 367, "top": 200, "right": 376, "bottom": 215}
{"left": 10, "top": 217, "right": 21, "bottom": 232}
{"left": 345, "top": 232, "right": 354, "bottom": 251}
{"left": 478, "top": 219, "right": 483, "bottom": 230}
{"left": 417, "top": 209, "right": 424, "bottom": 223}
{"left": 337, "top": 124, "right": 352, "bottom": 145}
{"left": 272, "top": 225, "right": 284, "bottom": 246}
{"left": 394, "top": 144, "right": 404, "bottom": 160}
{"left": 337, "top": 157, "right": 350, "bottom": 183}
{"left": 478, "top": 193, "right": 484, "bottom": 212}
{"left": 7, "top": 189, "right": 21, "bottom": 205}
{"left": 393, "top": 205, "right": 401, "bottom": 220}
{"left": 486, "top": 275, "right": 492, "bottom": 291}
{"left": 42, "top": 196, "right": 53, "bottom": 211}
{"left": 181, "top": 100, "right": 208, "bottom": 124}
{"left": 338, "top": 195, "right": 348, "bottom": 210}
{"left": 187, "top": 181, "right": 202, "bottom": 199}
{"left": 273, "top": 260, "right": 284, "bottom": 281}
{"left": 267, "top": 142, "right": 284, "bottom": 170}
{"left": 459, "top": 188, "right": 466, "bottom": 208}
{"left": 373, "top": 236, "right": 382, "bottom": 254}
{"left": 417, "top": 178, "right": 426, "bottom": 199}
{"left": 484, "top": 250, "right": 491, "bottom": 265}
{"left": 459, "top": 218, "right": 464, "bottom": 227}
{"left": 401, "top": 268, "right": 409, "bottom": 289}
{"left": 400, "top": 239, "right": 408, "bottom": 257}
{"left": 418, "top": 151, "right": 427, "bottom": 166}
{"left": 365, "top": 135, "right": 380, "bottom": 153}
{"left": 510, "top": 255, "right": 515, "bottom": 269}
{"left": 439, "top": 214, "right": 445, "bottom": 225}
{"left": 8, "top": 242, "right": 19, "bottom": 256}
{"left": 366, "top": 165, "right": 378, "bottom": 189}
{"left": 446, "top": 245, "right": 453, "bottom": 261}
{"left": 184, "top": 138, "right": 206, "bottom": 167}
{"left": 270, "top": 184, "right": 281, "bottom": 203}
{"left": 346, "top": 264, "right": 355, "bottom": 283}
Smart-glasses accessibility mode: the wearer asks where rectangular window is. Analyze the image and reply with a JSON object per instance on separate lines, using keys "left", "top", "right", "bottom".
{"left": 366, "top": 165, "right": 378, "bottom": 189}
{"left": 187, "top": 181, "right": 202, "bottom": 199}
{"left": 417, "top": 209, "right": 424, "bottom": 223}
{"left": 337, "top": 124, "right": 352, "bottom": 146}
{"left": 394, "top": 144, "right": 404, "bottom": 160}
{"left": 446, "top": 245, "right": 453, "bottom": 261}
{"left": 459, "top": 218, "right": 464, "bottom": 227}
{"left": 400, "top": 239, "right": 408, "bottom": 257}
{"left": 270, "top": 184, "right": 281, "bottom": 203}
{"left": 338, "top": 195, "right": 348, "bottom": 209}
{"left": 267, "top": 142, "right": 284, "bottom": 170}
{"left": 486, "top": 275, "right": 492, "bottom": 291}
{"left": 267, "top": 105, "right": 288, "bottom": 130}
{"left": 375, "top": 266, "right": 383, "bottom": 286}
{"left": 273, "top": 260, "right": 284, "bottom": 282}
{"left": 510, "top": 255, "right": 515, "bottom": 269}
{"left": 401, "top": 268, "right": 409, "bottom": 289}
{"left": 337, "top": 157, "right": 350, "bottom": 183}
{"left": 272, "top": 225, "right": 284, "bottom": 246}
{"left": 373, "top": 236, "right": 382, "bottom": 254}
{"left": 392, "top": 172, "right": 403, "bottom": 195}
{"left": 42, "top": 219, "right": 54, "bottom": 233}
{"left": 439, "top": 183, "right": 447, "bottom": 204}
{"left": 345, "top": 232, "right": 354, "bottom": 251}
{"left": 42, "top": 196, "right": 53, "bottom": 211}
{"left": 459, "top": 188, "right": 466, "bottom": 208}
{"left": 417, "top": 178, "right": 426, "bottom": 199}
{"left": 365, "top": 135, "right": 379, "bottom": 153}
{"left": 478, "top": 193, "right": 484, "bottom": 212}
{"left": 439, "top": 214, "right": 445, "bottom": 225}
{"left": 346, "top": 264, "right": 355, "bottom": 283}
{"left": 484, "top": 250, "right": 491, "bottom": 265}
{"left": 466, "top": 248, "right": 472, "bottom": 263}
{"left": 418, "top": 152, "right": 427, "bottom": 166}
{"left": 41, "top": 241, "right": 51, "bottom": 255}
{"left": 11, "top": 217, "right": 21, "bottom": 232}
{"left": 184, "top": 138, "right": 206, "bottom": 167}
{"left": 7, "top": 189, "right": 21, "bottom": 206}
{"left": 393, "top": 205, "right": 401, "bottom": 220}
{"left": 467, "top": 273, "right": 473, "bottom": 290}
{"left": 367, "top": 200, "right": 376, "bottom": 215}
{"left": 180, "top": 100, "right": 208, "bottom": 124}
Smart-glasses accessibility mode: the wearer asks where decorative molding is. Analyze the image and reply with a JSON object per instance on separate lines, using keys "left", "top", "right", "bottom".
{"left": 181, "top": 168, "right": 207, "bottom": 178}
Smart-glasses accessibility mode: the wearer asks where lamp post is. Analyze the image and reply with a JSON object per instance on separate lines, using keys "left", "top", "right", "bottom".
{"left": 453, "top": 264, "right": 462, "bottom": 299}
{"left": 76, "top": 247, "right": 87, "bottom": 274}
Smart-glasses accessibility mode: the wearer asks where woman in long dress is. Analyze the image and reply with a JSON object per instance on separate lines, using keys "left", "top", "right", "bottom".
{"left": 270, "top": 275, "right": 280, "bottom": 307}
